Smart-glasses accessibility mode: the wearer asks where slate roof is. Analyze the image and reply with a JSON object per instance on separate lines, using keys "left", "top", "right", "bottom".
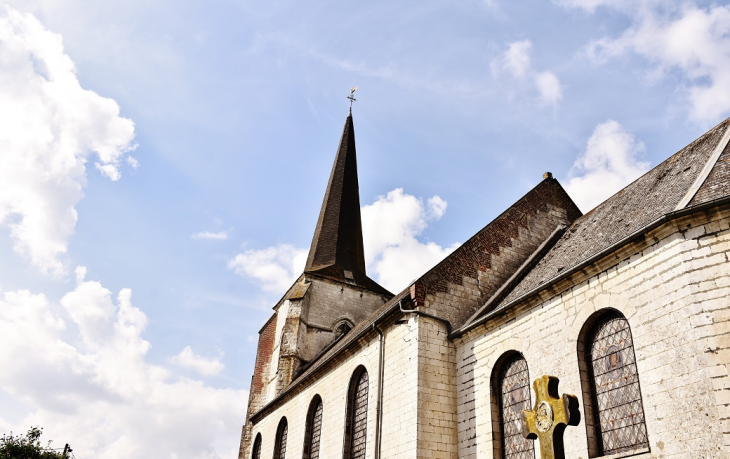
{"left": 690, "top": 133, "right": 730, "bottom": 206}
{"left": 493, "top": 117, "right": 730, "bottom": 311}
{"left": 304, "top": 112, "right": 390, "bottom": 296}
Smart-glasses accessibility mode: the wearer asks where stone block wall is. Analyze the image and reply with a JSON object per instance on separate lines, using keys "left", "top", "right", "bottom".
{"left": 454, "top": 205, "right": 730, "bottom": 459}
{"left": 379, "top": 315, "right": 419, "bottom": 458}
{"left": 299, "top": 275, "right": 390, "bottom": 362}
{"left": 417, "top": 316, "right": 458, "bottom": 459}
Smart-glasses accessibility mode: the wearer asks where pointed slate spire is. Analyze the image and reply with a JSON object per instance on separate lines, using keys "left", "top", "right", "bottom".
{"left": 304, "top": 112, "right": 389, "bottom": 295}
{"left": 305, "top": 111, "right": 366, "bottom": 273}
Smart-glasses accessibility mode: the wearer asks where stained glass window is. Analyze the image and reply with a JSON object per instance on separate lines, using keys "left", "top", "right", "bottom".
{"left": 273, "top": 418, "right": 287, "bottom": 459}
{"left": 498, "top": 355, "right": 535, "bottom": 459}
{"left": 345, "top": 369, "right": 368, "bottom": 459}
{"left": 588, "top": 313, "right": 649, "bottom": 455}
{"left": 305, "top": 397, "right": 323, "bottom": 459}
{"left": 251, "top": 433, "right": 261, "bottom": 459}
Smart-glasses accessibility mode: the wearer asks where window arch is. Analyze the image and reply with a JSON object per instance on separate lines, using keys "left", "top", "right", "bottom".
{"left": 303, "top": 395, "right": 324, "bottom": 459}
{"left": 491, "top": 352, "right": 535, "bottom": 459}
{"left": 251, "top": 433, "right": 262, "bottom": 459}
{"left": 273, "top": 417, "right": 288, "bottom": 459}
{"left": 343, "top": 366, "right": 369, "bottom": 459}
{"left": 578, "top": 310, "right": 649, "bottom": 457}
{"left": 334, "top": 319, "right": 353, "bottom": 339}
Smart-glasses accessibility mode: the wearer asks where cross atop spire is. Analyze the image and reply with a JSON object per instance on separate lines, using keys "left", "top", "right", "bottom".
{"left": 304, "top": 112, "right": 390, "bottom": 295}
{"left": 347, "top": 87, "right": 357, "bottom": 111}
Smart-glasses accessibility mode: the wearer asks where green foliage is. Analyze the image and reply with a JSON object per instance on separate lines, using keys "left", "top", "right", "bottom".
{"left": 0, "top": 427, "right": 65, "bottom": 459}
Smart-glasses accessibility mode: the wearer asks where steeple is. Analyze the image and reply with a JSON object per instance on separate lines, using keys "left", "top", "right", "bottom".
{"left": 305, "top": 112, "right": 389, "bottom": 295}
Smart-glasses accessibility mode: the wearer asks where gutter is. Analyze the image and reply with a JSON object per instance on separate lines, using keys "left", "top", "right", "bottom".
{"left": 451, "top": 194, "right": 730, "bottom": 339}
{"left": 373, "top": 323, "right": 385, "bottom": 459}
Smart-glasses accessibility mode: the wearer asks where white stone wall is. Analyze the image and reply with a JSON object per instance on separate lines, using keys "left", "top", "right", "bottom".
{"left": 455, "top": 206, "right": 730, "bottom": 459}
{"left": 417, "top": 316, "right": 458, "bottom": 459}
{"left": 248, "top": 315, "right": 420, "bottom": 459}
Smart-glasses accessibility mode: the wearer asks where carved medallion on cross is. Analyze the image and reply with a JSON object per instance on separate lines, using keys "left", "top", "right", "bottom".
{"left": 521, "top": 375, "right": 580, "bottom": 459}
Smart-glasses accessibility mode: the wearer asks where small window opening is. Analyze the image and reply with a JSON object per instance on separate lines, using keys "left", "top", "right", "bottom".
{"left": 335, "top": 321, "right": 353, "bottom": 339}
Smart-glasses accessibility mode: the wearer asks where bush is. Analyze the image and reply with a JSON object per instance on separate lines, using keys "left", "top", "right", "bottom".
{"left": 0, "top": 427, "right": 66, "bottom": 459}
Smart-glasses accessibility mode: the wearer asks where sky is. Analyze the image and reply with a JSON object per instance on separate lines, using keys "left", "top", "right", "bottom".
{"left": 1, "top": 0, "right": 729, "bottom": 457}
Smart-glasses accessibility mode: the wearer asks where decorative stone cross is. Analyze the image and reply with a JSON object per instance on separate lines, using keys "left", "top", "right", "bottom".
{"left": 521, "top": 375, "right": 580, "bottom": 459}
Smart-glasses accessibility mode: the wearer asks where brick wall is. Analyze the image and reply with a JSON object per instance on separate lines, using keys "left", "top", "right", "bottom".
{"left": 241, "top": 313, "right": 278, "bottom": 458}
{"left": 454, "top": 204, "right": 730, "bottom": 459}
{"left": 412, "top": 178, "right": 581, "bottom": 329}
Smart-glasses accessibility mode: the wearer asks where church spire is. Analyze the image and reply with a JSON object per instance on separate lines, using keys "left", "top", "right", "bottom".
{"left": 305, "top": 112, "right": 367, "bottom": 281}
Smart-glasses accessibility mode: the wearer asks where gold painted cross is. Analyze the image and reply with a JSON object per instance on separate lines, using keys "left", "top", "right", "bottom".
{"left": 521, "top": 375, "right": 580, "bottom": 459}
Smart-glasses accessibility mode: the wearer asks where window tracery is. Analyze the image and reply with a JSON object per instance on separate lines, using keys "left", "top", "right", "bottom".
{"left": 344, "top": 367, "right": 368, "bottom": 459}
{"left": 496, "top": 354, "right": 535, "bottom": 459}
{"left": 581, "top": 311, "right": 649, "bottom": 456}
{"left": 273, "top": 418, "right": 287, "bottom": 459}
{"left": 251, "top": 433, "right": 262, "bottom": 459}
{"left": 304, "top": 396, "right": 323, "bottom": 459}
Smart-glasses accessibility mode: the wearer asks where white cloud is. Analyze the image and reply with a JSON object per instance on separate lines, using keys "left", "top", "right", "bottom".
{"left": 228, "top": 189, "right": 458, "bottom": 295}
{"left": 426, "top": 196, "right": 448, "bottom": 220}
{"left": 491, "top": 40, "right": 563, "bottom": 107}
{"left": 171, "top": 346, "right": 224, "bottom": 376}
{"left": 535, "top": 71, "right": 563, "bottom": 105}
{"left": 553, "top": 0, "right": 624, "bottom": 12}
{"left": 565, "top": 120, "right": 650, "bottom": 212}
{"left": 569, "top": 1, "right": 730, "bottom": 123}
{"left": 361, "top": 189, "right": 459, "bottom": 292}
{"left": 192, "top": 231, "right": 228, "bottom": 240}
{"left": 228, "top": 244, "right": 307, "bottom": 293}
{"left": 126, "top": 155, "right": 139, "bottom": 169}
{"left": 0, "top": 6, "right": 136, "bottom": 276}
{"left": 0, "top": 268, "right": 247, "bottom": 458}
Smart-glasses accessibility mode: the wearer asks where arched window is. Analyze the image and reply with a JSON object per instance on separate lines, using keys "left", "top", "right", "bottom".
{"left": 334, "top": 320, "right": 353, "bottom": 339}
{"left": 491, "top": 353, "right": 535, "bottom": 459}
{"left": 251, "top": 433, "right": 262, "bottom": 459}
{"left": 579, "top": 310, "right": 649, "bottom": 457}
{"left": 273, "top": 417, "right": 288, "bottom": 459}
{"left": 303, "top": 395, "right": 323, "bottom": 459}
{"left": 343, "top": 366, "right": 369, "bottom": 459}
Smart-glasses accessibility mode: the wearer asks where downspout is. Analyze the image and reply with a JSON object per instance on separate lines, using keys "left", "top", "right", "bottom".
{"left": 372, "top": 323, "right": 385, "bottom": 459}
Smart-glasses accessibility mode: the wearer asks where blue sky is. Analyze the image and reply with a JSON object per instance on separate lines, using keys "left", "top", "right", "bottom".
{"left": 1, "top": 0, "right": 729, "bottom": 457}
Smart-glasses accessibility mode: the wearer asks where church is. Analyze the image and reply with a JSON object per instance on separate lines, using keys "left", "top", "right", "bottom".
{"left": 238, "top": 110, "right": 730, "bottom": 459}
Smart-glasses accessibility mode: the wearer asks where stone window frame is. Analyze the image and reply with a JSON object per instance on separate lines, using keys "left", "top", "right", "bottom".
{"left": 273, "top": 417, "right": 288, "bottom": 459}
{"left": 251, "top": 432, "right": 262, "bottom": 459}
{"left": 303, "top": 394, "right": 324, "bottom": 459}
{"left": 577, "top": 308, "right": 650, "bottom": 458}
{"left": 333, "top": 318, "right": 354, "bottom": 340}
{"left": 342, "top": 365, "right": 369, "bottom": 459}
{"left": 490, "top": 351, "right": 536, "bottom": 459}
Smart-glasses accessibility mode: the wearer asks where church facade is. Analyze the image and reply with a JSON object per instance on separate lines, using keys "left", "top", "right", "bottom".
{"left": 239, "top": 112, "right": 730, "bottom": 459}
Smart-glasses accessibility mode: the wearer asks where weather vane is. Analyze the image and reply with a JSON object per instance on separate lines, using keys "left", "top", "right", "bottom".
{"left": 347, "top": 87, "right": 358, "bottom": 111}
